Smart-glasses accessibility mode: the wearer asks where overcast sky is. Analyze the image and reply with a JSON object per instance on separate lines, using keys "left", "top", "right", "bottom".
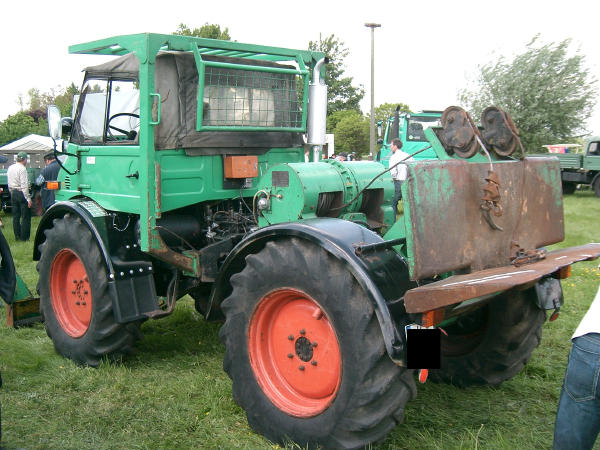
{"left": 1, "top": 0, "right": 598, "bottom": 140}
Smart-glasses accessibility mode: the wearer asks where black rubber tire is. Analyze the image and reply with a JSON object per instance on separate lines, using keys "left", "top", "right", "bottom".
{"left": 562, "top": 182, "right": 577, "bottom": 195}
{"left": 219, "top": 238, "right": 416, "bottom": 449}
{"left": 429, "top": 288, "right": 545, "bottom": 387}
{"left": 37, "top": 213, "right": 142, "bottom": 367}
{"left": 593, "top": 177, "right": 600, "bottom": 198}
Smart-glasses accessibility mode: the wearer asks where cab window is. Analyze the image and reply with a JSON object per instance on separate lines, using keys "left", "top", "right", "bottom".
{"left": 71, "top": 78, "right": 139, "bottom": 145}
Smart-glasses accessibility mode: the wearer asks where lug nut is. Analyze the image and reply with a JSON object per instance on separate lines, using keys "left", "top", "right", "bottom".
{"left": 312, "top": 342, "right": 318, "bottom": 348}
{"left": 75, "top": 301, "right": 80, "bottom": 305}
{"left": 299, "top": 365, "right": 305, "bottom": 371}
{"left": 311, "top": 361, "right": 318, "bottom": 366}
{"left": 287, "top": 353, "right": 293, "bottom": 358}
{"left": 288, "top": 335, "right": 294, "bottom": 341}
{"left": 300, "top": 329, "right": 306, "bottom": 335}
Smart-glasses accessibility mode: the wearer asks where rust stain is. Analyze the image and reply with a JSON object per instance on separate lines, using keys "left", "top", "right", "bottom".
{"left": 404, "top": 157, "right": 564, "bottom": 280}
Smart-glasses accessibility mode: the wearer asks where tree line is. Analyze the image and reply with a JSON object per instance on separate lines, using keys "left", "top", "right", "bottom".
{"left": 0, "top": 25, "right": 596, "bottom": 156}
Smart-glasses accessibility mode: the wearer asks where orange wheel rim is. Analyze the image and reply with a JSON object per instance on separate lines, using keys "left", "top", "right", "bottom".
{"left": 50, "top": 249, "right": 92, "bottom": 338}
{"left": 248, "top": 288, "right": 341, "bottom": 417}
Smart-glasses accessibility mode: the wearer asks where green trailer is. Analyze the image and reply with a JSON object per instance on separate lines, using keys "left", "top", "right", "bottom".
{"left": 12, "top": 33, "right": 600, "bottom": 448}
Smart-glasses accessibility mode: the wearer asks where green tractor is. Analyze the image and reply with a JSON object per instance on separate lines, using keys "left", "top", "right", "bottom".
{"left": 29, "top": 33, "right": 599, "bottom": 448}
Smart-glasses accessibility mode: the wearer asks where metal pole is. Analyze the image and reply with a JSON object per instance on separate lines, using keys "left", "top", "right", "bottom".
{"left": 365, "top": 23, "right": 381, "bottom": 159}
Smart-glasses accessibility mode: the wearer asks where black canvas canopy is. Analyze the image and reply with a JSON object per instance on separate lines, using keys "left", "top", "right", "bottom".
{"left": 83, "top": 52, "right": 304, "bottom": 155}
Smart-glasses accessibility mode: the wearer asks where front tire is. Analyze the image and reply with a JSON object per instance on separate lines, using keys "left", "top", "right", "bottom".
{"left": 219, "top": 238, "right": 416, "bottom": 449}
{"left": 593, "top": 177, "right": 600, "bottom": 198}
{"left": 37, "top": 213, "right": 141, "bottom": 366}
{"left": 430, "top": 288, "right": 545, "bottom": 387}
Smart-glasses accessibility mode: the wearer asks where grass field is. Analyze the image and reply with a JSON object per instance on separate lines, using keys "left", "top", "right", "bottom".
{"left": 1, "top": 191, "right": 599, "bottom": 449}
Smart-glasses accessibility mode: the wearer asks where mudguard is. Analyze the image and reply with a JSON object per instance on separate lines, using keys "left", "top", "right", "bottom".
{"left": 207, "top": 218, "right": 416, "bottom": 364}
{"left": 34, "top": 199, "right": 113, "bottom": 268}
{"left": 33, "top": 199, "right": 158, "bottom": 323}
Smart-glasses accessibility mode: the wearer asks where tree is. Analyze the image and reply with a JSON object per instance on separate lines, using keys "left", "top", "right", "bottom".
{"left": 333, "top": 111, "right": 370, "bottom": 157}
{"left": 0, "top": 83, "right": 79, "bottom": 145}
{"left": 0, "top": 111, "right": 47, "bottom": 146}
{"left": 175, "top": 23, "right": 231, "bottom": 40}
{"left": 54, "top": 83, "right": 80, "bottom": 117}
{"left": 373, "top": 102, "right": 411, "bottom": 125}
{"left": 309, "top": 34, "right": 365, "bottom": 115}
{"left": 460, "top": 36, "right": 597, "bottom": 152}
{"left": 327, "top": 109, "right": 359, "bottom": 133}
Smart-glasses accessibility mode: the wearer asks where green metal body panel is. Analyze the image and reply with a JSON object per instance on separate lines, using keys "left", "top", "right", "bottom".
{"left": 56, "top": 145, "right": 304, "bottom": 214}
{"left": 255, "top": 160, "right": 394, "bottom": 228}
{"left": 583, "top": 155, "right": 600, "bottom": 171}
{"left": 554, "top": 153, "right": 583, "bottom": 169}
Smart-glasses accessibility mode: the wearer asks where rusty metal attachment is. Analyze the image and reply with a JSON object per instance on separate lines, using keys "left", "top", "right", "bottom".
{"left": 480, "top": 170, "right": 503, "bottom": 231}
{"left": 440, "top": 106, "right": 480, "bottom": 158}
{"left": 403, "top": 243, "right": 600, "bottom": 313}
{"left": 480, "top": 106, "right": 524, "bottom": 158}
{"left": 512, "top": 248, "right": 547, "bottom": 267}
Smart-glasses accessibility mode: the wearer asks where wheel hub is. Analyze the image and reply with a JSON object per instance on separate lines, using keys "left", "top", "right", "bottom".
{"left": 248, "top": 288, "right": 341, "bottom": 417}
{"left": 295, "top": 336, "right": 314, "bottom": 362}
{"left": 50, "top": 249, "right": 92, "bottom": 338}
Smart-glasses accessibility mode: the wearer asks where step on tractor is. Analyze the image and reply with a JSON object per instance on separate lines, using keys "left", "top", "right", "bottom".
{"left": 5, "top": 33, "right": 598, "bottom": 448}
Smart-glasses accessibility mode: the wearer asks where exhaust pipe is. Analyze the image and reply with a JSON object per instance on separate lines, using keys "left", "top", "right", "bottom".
{"left": 307, "top": 58, "right": 328, "bottom": 161}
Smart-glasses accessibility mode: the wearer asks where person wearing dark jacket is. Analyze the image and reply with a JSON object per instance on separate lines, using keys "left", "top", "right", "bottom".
{"left": 35, "top": 153, "right": 60, "bottom": 212}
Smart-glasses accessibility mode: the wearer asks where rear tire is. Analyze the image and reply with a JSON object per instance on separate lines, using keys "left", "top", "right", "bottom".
{"left": 37, "top": 213, "right": 141, "bottom": 366}
{"left": 219, "top": 238, "right": 416, "bottom": 449}
{"left": 429, "top": 288, "right": 545, "bottom": 387}
{"left": 561, "top": 182, "right": 576, "bottom": 195}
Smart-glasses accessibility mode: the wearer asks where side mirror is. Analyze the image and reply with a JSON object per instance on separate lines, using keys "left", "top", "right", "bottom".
{"left": 61, "top": 117, "right": 73, "bottom": 135}
{"left": 47, "top": 105, "right": 62, "bottom": 140}
{"left": 377, "top": 123, "right": 383, "bottom": 138}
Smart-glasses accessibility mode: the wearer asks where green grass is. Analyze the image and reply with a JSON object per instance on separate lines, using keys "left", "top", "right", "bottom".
{"left": 1, "top": 192, "right": 599, "bottom": 449}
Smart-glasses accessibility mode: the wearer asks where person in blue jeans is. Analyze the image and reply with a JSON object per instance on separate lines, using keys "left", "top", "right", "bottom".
{"left": 553, "top": 284, "right": 600, "bottom": 449}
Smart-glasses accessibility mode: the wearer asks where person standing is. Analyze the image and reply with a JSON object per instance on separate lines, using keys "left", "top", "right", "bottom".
{"left": 553, "top": 284, "right": 600, "bottom": 449}
{"left": 7, "top": 152, "right": 32, "bottom": 241}
{"left": 35, "top": 153, "right": 60, "bottom": 212}
{"left": 389, "top": 138, "right": 412, "bottom": 219}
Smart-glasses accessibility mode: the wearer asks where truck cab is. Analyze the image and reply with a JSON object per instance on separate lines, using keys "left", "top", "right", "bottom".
{"left": 376, "top": 110, "right": 442, "bottom": 165}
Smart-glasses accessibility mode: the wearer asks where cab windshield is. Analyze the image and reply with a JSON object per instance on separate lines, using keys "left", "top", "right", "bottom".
{"left": 406, "top": 116, "right": 441, "bottom": 142}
